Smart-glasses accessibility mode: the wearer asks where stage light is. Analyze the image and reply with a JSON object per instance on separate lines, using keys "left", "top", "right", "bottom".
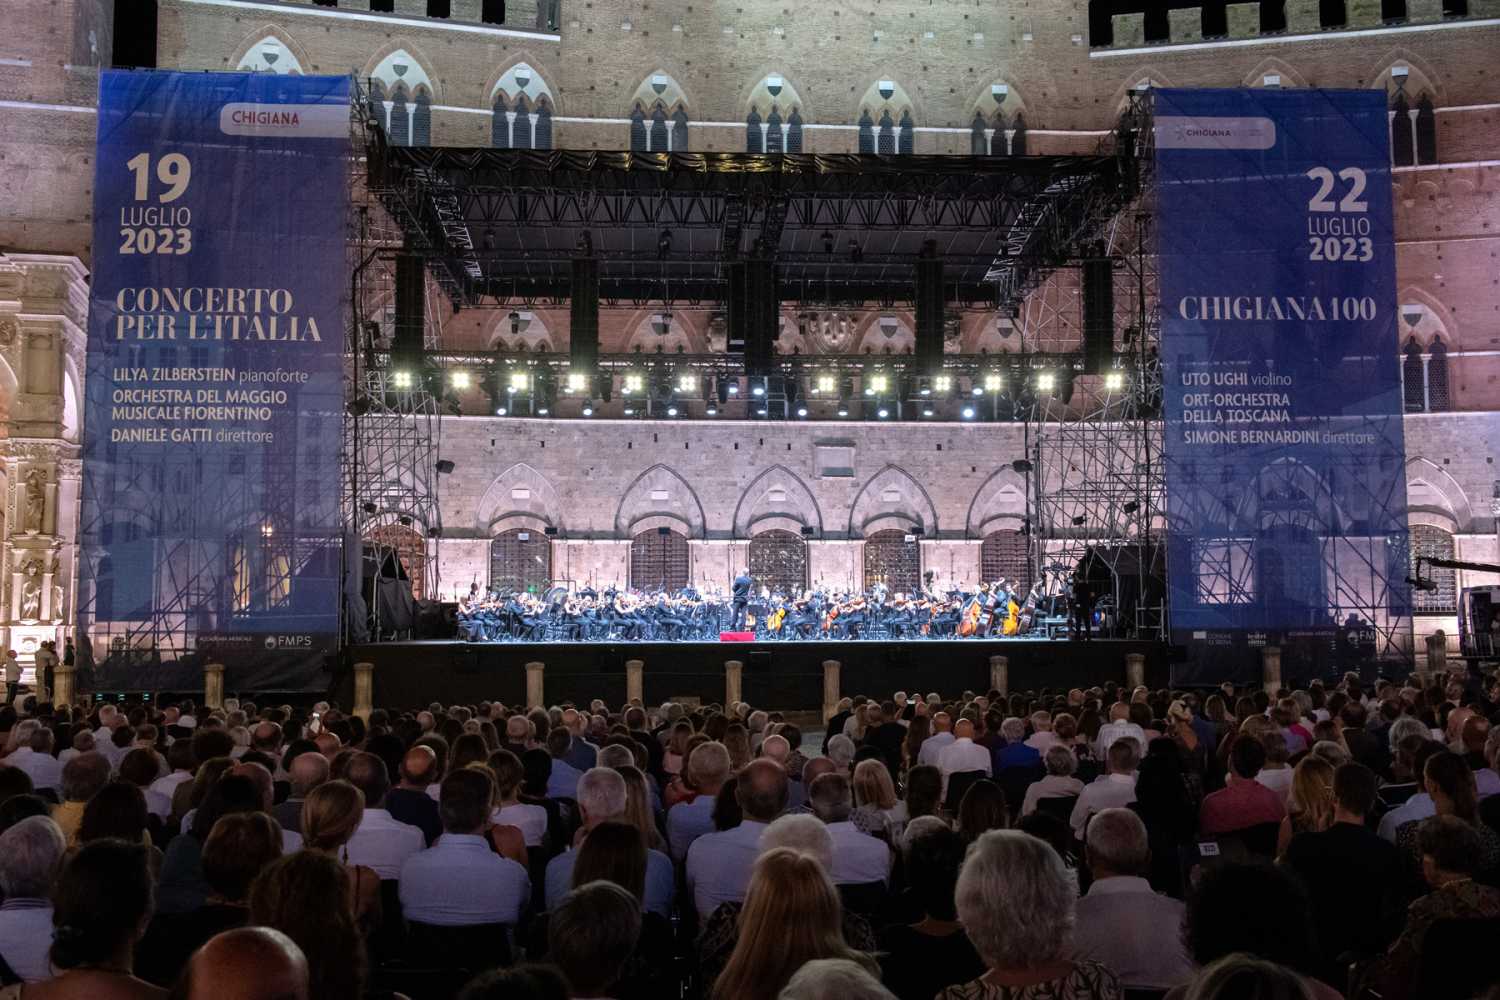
{"left": 1122, "top": 500, "right": 1140, "bottom": 514}
{"left": 933, "top": 375, "right": 953, "bottom": 394}
{"left": 1012, "top": 459, "right": 1033, "bottom": 473}
{"left": 676, "top": 372, "right": 698, "bottom": 393}
{"left": 391, "top": 371, "right": 413, "bottom": 389}
{"left": 877, "top": 407, "right": 890, "bottom": 418}
{"left": 752, "top": 384, "right": 765, "bottom": 397}
{"left": 509, "top": 371, "right": 530, "bottom": 392}
{"left": 508, "top": 310, "right": 521, "bottom": 335}
{"left": 666, "top": 405, "right": 679, "bottom": 417}
{"left": 797, "top": 406, "right": 808, "bottom": 417}
{"left": 1071, "top": 515, "right": 1087, "bottom": 526}
{"left": 962, "top": 406, "right": 976, "bottom": 419}
{"left": 868, "top": 373, "right": 889, "bottom": 394}
{"left": 566, "top": 372, "right": 588, "bottom": 393}
{"left": 706, "top": 405, "right": 718, "bottom": 415}
{"left": 495, "top": 406, "right": 508, "bottom": 415}
{"left": 537, "top": 407, "right": 550, "bottom": 416}
{"left": 260, "top": 523, "right": 275, "bottom": 538}
{"left": 727, "top": 382, "right": 739, "bottom": 395}
{"left": 815, "top": 373, "right": 837, "bottom": 395}
{"left": 658, "top": 229, "right": 672, "bottom": 259}
{"left": 757, "top": 407, "right": 768, "bottom": 416}
{"left": 450, "top": 370, "right": 471, "bottom": 390}
{"left": 922, "top": 407, "right": 934, "bottom": 417}
{"left": 623, "top": 406, "right": 636, "bottom": 415}
{"left": 1037, "top": 372, "right": 1057, "bottom": 392}
{"left": 837, "top": 407, "right": 849, "bottom": 417}
{"left": 622, "top": 373, "right": 643, "bottom": 394}
{"left": 582, "top": 405, "right": 594, "bottom": 416}
{"left": 1103, "top": 372, "right": 1126, "bottom": 392}
{"left": 984, "top": 373, "right": 1003, "bottom": 392}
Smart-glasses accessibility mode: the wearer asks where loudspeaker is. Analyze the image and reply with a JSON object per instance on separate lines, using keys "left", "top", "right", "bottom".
{"left": 1082, "top": 255, "right": 1114, "bottom": 374}
{"left": 726, "top": 264, "right": 748, "bottom": 353}
{"left": 915, "top": 241, "right": 945, "bottom": 371}
{"left": 393, "top": 253, "right": 426, "bottom": 367}
{"left": 730, "top": 259, "right": 778, "bottom": 374}
{"left": 570, "top": 256, "right": 599, "bottom": 370}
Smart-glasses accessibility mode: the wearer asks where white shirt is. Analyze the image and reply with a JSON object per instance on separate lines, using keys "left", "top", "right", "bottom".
{"left": 1021, "top": 774, "right": 1085, "bottom": 816}
{"left": 142, "top": 786, "right": 173, "bottom": 820}
{"left": 1378, "top": 792, "right": 1434, "bottom": 842}
{"left": 6, "top": 747, "right": 62, "bottom": 792}
{"left": 684, "top": 819, "right": 768, "bottom": 919}
{"left": 937, "top": 737, "right": 992, "bottom": 794}
{"left": 1095, "top": 720, "right": 1147, "bottom": 758}
{"left": 666, "top": 794, "right": 718, "bottom": 863}
{"left": 1025, "top": 731, "right": 1061, "bottom": 755}
{"left": 149, "top": 770, "right": 193, "bottom": 804}
{"left": 398, "top": 833, "right": 530, "bottom": 926}
{"left": 1478, "top": 769, "right": 1500, "bottom": 799}
{"left": 345, "top": 807, "right": 426, "bottom": 879}
{"left": 492, "top": 802, "right": 548, "bottom": 848}
{"left": 1255, "top": 767, "right": 1294, "bottom": 804}
{"left": 0, "top": 900, "right": 53, "bottom": 982}
{"left": 1071, "top": 876, "right": 1193, "bottom": 989}
{"left": 917, "top": 732, "right": 955, "bottom": 768}
{"left": 825, "top": 821, "right": 892, "bottom": 885}
{"left": 1070, "top": 773, "right": 1138, "bottom": 838}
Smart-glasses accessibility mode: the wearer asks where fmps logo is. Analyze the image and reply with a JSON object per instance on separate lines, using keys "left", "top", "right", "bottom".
{"left": 263, "top": 634, "right": 314, "bottom": 651}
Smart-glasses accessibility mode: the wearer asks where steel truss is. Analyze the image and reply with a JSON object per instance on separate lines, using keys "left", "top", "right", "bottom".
{"left": 1028, "top": 94, "right": 1167, "bottom": 640}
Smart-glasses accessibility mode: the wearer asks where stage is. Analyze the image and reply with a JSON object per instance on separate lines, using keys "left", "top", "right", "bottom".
{"left": 341, "top": 637, "right": 1169, "bottom": 712}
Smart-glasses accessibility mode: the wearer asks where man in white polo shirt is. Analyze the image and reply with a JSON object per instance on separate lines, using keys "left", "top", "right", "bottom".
{"left": 343, "top": 752, "right": 425, "bottom": 879}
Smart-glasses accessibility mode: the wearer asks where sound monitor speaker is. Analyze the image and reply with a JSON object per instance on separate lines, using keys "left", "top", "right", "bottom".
{"left": 393, "top": 253, "right": 426, "bottom": 368}
{"left": 915, "top": 242, "right": 945, "bottom": 372}
{"left": 730, "top": 259, "right": 777, "bottom": 374}
{"left": 570, "top": 256, "right": 600, "bottom": 370}
{"left": 1082, "top": 255, "right": 1114, "bottom": 374}
{"left": 726, "top": 262, "right": 748, "bottom": 353}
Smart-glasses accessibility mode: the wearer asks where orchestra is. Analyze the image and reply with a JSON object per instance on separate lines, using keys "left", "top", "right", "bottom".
{"left": 454, "top": 577, "right": 1083, "bottom": 643}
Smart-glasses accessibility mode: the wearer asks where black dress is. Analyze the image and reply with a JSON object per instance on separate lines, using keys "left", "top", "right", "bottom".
{"left": 878, "top": 924, "right": 987, "bottom": 1000}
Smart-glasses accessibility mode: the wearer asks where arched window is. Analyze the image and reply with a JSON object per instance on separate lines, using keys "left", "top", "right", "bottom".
{"left": 1410, "top": 524, "right": 1457, "bottom": 613}
{"left": 766, "top": 106, "right": 783, "bottom": 152}
{"left": 746, "top": 108, "right": 764, "bottom": 153}
{"left": 858, "top": 110, "right": 875, "bottom": 154}
{"left": 877, "top": 110, "right": 895, "bottom": 154}
{"left": 412, "top": 89, "right": 432, "bottom": 146}
{"left": 389, "top": 86, "right": 410, "bottom": 146}
{"left": 1011, "top": 113, "right": 1028, "bottom": 156}
{"left": 971, "top": 112, "right": 988, "bottom": 155}
{"left": 898, "top": 110, "right": 914, "bottom": 154}
{"left": 1428, "top": 338, "right": 1450, "bottom": 411}
{"left": 364, "top": 524, "right": 424, "bottom": 600}
{"left": 864, "top": 528, "right": 921, "bottom": 594}
{"left": 650, "top": 105, "right": 669, "bottom": 152}
{"left": 1415, "top": 94, "right": 1437, "bottom": 165}
{"left": 534, "top": 101, "right": 553, "bottom": 150}
{"left": 1391, "top": 93, "right": 1414, "bottom": 166}
{"left": 787, "top": 109, "right": 803, "bottom": 152}
{"left": 514, "top": 94, "right": 533, "bottom": 148}
{"left": 367, "top": 79, "right": 386, "bottom": 127}
{"left": 672, "top": 108, "right": 689, "bottom": 152}
{"left": 489, "top": 527, "right": 552, "bottom": 594}
{"left": 630, "top": 106, "right": 647, "bottom": 151}
{"left": 980, "top": 529, "right": 1032, "bottom": 589}
{"left": 1402, "top": 341, "right": 1425, "bottom": 412}
{"left": 492, "top": 93, "right": 511, "bottom": 148}
{"left": 749, "top": 529, "right": 808, "bottom": 596}
{"left": 630, "top": 528, "right": 689, "bottom": 591}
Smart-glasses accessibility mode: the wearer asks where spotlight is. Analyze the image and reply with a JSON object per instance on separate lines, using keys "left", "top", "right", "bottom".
{"left": 877, "top": 407, "right": 890, "bottom": 418}
{"left": 868, "top": 373, "right": 889, "bottom": 393}
{"left": 984, "top": 373, "right": 1003, "bottom": 392}
{"left": 657, "top": 229, "right": 672, "bottom": 259}
{"left": 677, "top": 372, "right": 698, "bottom": 393}
{"left": 1122, "top": 500, "right": 1140, "bottom": 514}
{"left": 837, "top": 407, "right": 849, "bottom": 417}
{"left": 509, "top": 371, "right": 530, "bottom": 392}
{"left": 391, "top": 371, "right": 413, "bottom": 389}
{"left": 667, "top": 405, "right": 679, "bottom": 417}
{"left": 971, "top": 386, "right": 984, "bottom": 396}
{"left": 536, "top": 407, "right": 549, "bottom": 416}
{"left": 1037, "top": 372, "right": 1057, "bottom": 392}
{"left": 566, "top": 372, "right": 589, "bottom": 393}
{"left": 397, "top": 515, "right": 412, "bottom": 527}
{"left": 623, "top": 406, "right": 636, "bottom": 415}
{"left": 706, "top": 405, "right": 718, "bottom": 415}
{"left": 1071, "top": 515, "right": 1087, "bottom": 526}
{"left": 508, "top": 310, "right": 521, "bottom": 335}
{"left": 797, "top": 407, "right": 808, "bottom": 417}
{"left": 752, "top": 384, "right": 765, "bottom": 397}
{"left": 757, "top": 408, "right": 768, "bottom": 416}
{"left": 919, "top": 386, "right": 931, "bottom": 397}
{"left": 449, "top": 371, "right": 471, "bottom": 390}
{"left": 1103, "top": 372, "right": 1126, "bottom": 392}
{"left": 815, "top": 373, "right": 837, "bottom": 395}
{"left": 922, "top": 407, "right": 934, "bottom": 417}
{"left": 361, "top": 502, "right": 378, "bottom": 514}
{"left": 933, "top": 375, "right": 953, "bottom": 394}
{"left": 495, "top": 406, "right": 508, "bottom": 415}
{"left": 622, "top": 373, "right": 643, "bottom": 394}
{"left": 727, "top": 382, "right": 739, "bottom": 395}
{"left": 962, "top": 406, "right": 975, "bottom": 419}
{"left": 1011, "top": 459, "right": 1034, "bottom": 473}
{"left": 582, "top": 405, "right": 594, "bottom": 416}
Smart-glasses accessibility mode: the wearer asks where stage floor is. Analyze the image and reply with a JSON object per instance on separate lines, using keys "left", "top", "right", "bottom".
{"left": 344, "top": 637, "right": 1167, "bottom": 712}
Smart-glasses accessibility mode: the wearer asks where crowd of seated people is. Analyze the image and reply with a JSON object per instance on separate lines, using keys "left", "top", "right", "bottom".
{"left": 0, "top": 669, "right": 1495, "bottom": 999}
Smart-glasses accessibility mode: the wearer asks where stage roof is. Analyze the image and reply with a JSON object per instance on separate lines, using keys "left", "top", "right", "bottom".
{"left": 371, "top": 146, "right": 1134, "bottom": 310}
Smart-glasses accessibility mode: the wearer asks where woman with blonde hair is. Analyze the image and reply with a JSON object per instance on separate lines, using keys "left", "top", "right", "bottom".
{"left": 712, "top": 847, "right": 875, "bottom": 1000}
{"left": 851, "top": 759, "right": 906, "bottom": 842}
{"left": 615, "top": 764, "right": 663, "bottom": 852}
{"left": 1277, "top": 755, "right": 1335, "bottom": 858}
{"left": 299, "top": 779, "right": 380, "bottom": 925}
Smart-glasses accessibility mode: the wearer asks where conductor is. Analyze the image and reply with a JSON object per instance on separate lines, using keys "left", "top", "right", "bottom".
{"left": 731, "top": 571, "right": 753, "bottom": 630}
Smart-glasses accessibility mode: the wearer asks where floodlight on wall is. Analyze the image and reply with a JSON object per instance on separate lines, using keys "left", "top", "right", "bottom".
{"left": 450, "top": 371, "right": 471, "bottom": 390}
{"left": 566, "top": 372, "right": 589, "bottom": 393}
{"left": 391, "top": 371, "right": 413, "bottom": 389}
{"left": 1103, "top": 372, "right": 1126, "bottom": 392}
{"left": 435, "top": 460, "right": 456, "bottom": 474}
{"left": 508, "top": 371, "right": 531, "bottom": 393}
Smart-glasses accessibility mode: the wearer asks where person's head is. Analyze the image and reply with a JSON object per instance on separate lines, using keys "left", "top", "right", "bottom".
{"left": 1043, "top": 744, "right": 1077, "bottom": 778}
{"left": 1184, "top": 954, "right": 1317, "bottom": 1000}
{"left": 825, "top": 734, "right": 855, "bottom": 769}
{"left": 248, "top": 851, "right": 365, "bottom": 1000}
{"left": 808, "top": 772, "right": 854, "bottom": 824}
{"left": 0, "top": 815, "right": 64, "bottom": 899}
{"left": 439, "top": 767, "right": 493, "bottom": 836}
{"left": 183, "top": 927, "right": 310, "bottom": 1000}
{"left": 957, "top": 779, "right": 1009, "bottom": 842}
{"left": 202, "top": 812, "right": 283, "bottom": 903}
{"left": 549, "top": 880, "right": 642, "bottom": 998}
{"left": 851, "top": 759, "right": 897, "bottom": 811}
{"left": 903, "top": 822, "right": 965, "bottom": 921}
{"left": 1084, "top": 807, "right": 1149, "bottom": 879}
{"left": 343, "top": 751, "right": 390, "bottom": 810}
{"left": 571, "top": 821, "right": 647, "bottom": 902}
{"left": 51, "top": 838, "right": 154, "bottom": 971}
{"left": 1288, "top": 755, "right": 1335, "bottom": 830}
{"left": 957, "top": 830, "right": 1074, "bottom": 972}
{"left": 1425, "top": 750, "right": 1479, "bottom": 822}
{"left": 953, "top": 718, "right": 976, "bottom": 741}
{"left": 60, "top": 751, "right": 111, "bottom": 804}
{"left": 399, "top": 745, "right": 439, "bottom": 788}
{"left": 1419, "top": 814, "right": 1486, "bottom": 885}
{"left": 487, "top": 748, "right": 525, "bottom": 802}
{"left": 300, "top": 779, "right": 365, "bottom": 853}
{"left": 1331, "top": 762, "right": 1379, "bottom": 821}
{"left": 287, "top": 752, "right": 330, "bottom": 799}
{"left": 1107, "top": 737, "right": 1141, "bottom": 776}
{"left": 779, "top": 958, "right": 899, "bottom": 1000}
{"left": 1184, "top": 860, "right": 1318, "bottom": 976}
{"left": 712, "top": 847, "right": 861, "bottom": 1000}
{"left": 576, "top": 767, "right": 627, "bottom": 828}
{"left": 457, "top": 965, "right": 570, "bottom": 1000}
{"left": 1229, "top": 734, "right": 1267, "bottom": 781}
{"left": 736, "top": 758, "right": 790, "bottom": 823}
{"left": 1260, "top": 730, "right": 1289, "bottom": 767}
{"left": 78, "top": 781, "right": 149, "bottom": 844}
{"left": 904, "top": 764, "right": 943, "bottom": 820}
{"left": 687, "top": 741, "right": 733, "bottom": 793}
{"left": 761, "top": 813, "right": 835, "bottom": 870}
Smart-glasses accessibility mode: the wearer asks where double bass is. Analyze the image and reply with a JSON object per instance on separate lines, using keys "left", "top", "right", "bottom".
{"left": 957, "top": 586, "right": 986, "bottom": 638}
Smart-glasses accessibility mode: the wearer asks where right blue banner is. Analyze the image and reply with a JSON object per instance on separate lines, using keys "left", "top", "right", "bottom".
{"left": 1156, "top": 88, "right": 1411, "bottom": 683}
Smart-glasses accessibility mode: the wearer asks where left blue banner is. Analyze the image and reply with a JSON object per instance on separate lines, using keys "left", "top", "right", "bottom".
{"left": 80, "top": 71, "right": 348, "bottom": 691}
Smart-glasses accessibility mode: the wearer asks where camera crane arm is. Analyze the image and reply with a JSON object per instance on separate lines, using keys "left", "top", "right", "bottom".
{"left": 1408, "top": 555, "right": 1500, "bottom": 592}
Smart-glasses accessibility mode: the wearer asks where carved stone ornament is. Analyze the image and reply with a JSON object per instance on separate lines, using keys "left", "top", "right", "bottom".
{"left": 0, "top": 317, "right": 16, "bottom": 347}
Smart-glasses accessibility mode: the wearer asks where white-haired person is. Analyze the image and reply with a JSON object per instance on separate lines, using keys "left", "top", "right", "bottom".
{"left": 939, "top": 830, "right": 1120, "bottom": 999}
{"left": 0, "top": 816, "right": 67, "bottom": 982}
{"left": 1021, "top": 745, "right": 1085, "bottom": 817}
{"left": 544, "top": 767, "right": 674, "bottom": 917}
{"left": 780, "top": 958, "right": 898, "bottom": 1000}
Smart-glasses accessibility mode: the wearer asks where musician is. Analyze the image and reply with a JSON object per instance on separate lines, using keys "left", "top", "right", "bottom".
{"left": 1070, "top": 572, "right": 1097, "bottom": 641}
{"left": 730, "top": 571, "right": 753, "bottom": 630}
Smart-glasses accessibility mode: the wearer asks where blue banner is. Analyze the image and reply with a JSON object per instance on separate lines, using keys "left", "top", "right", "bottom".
{"left": 1156, "top": 89, "right": 1411, "bottom": 681}
{"left": 81, "top": 71, "right": 348, "bottom": 690}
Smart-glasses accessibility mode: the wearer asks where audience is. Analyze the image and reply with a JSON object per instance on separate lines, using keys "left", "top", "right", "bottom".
{"left": 39, "top": 839, "right": 167, "bottom": 999}
{"left": 806, "top": 772, "right": 891, "bottom": 886}
{"left": 248, "top": 851, "right": 365, "bottom": 1000}
{"left": 548, "top": 881, "right": 641, "bottom": 1000}
{"left": 0, "top": 817, "right": 65, "bottom": 983}
{"left": 877, "top": 823, "right": 983, "bottom": 1000}
{"left": 686, "top": 758, "right": 788, "bottom": 919}
{"left": 179, "top": 928, "right": 309, "bottom": 1000}
{"left": 1198, "top": 735, "right": 1286, "bottom": 837}
{"left": 1070, "top": 737, "right": 1139, "bottom": 839}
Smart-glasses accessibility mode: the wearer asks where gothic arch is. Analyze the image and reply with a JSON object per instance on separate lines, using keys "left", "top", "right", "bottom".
{"left": 1110, "top": 71, "right": 1173, "bottom": 114}
{"left": 1233, "top": 457, "right": 1352, "bottom": 535}
{"left": 630, "top": 70, "right": 690, "bottom": 116}
{"left": 1241, "top": 57, "right": 1308, "bottom": 89}
{"left": 742, "top": 72, "right": 810, "bottom": 119}
{"left": 848, "top": 466, "right": 938, "bottom": 538}
{"left": 1396, "top": 286, "right": 1455, "bottom": 348}
{"left": 854, "top": 313, "right": 915, "bottom": 355}
{"left": 854, "top": 80, "right": 920, "bottom": 126}
{"left": 622, "top": 309, "right": 705, "bottom": 354}
{"left": 614, "top": 464, "right": 707, "bottom": 539}
{"left": 474, "top": 463, "right": 563, "bottom": 535}
{"left": 485, "top": 57, "right": 559, "bottom": 112}
{"left": 230, "top": 26, "right": 311, "bottom": 74}
{"left": 362, "top": 44, "right": 442, "bottom": 103}
{"left": 731, "top": 465, "right": 824, "bottom": 539}
{"left": 1405, "top": 457, "right": 1472, "bottom": 530}
{"left": 1367, "top": 52, "right": 1444, "bottom": 105}
{"left": 965, "top": 466, "right": 1031, "bottom": 538}
{"left": 61, "top": 355, "right": 81, "bottom": 444}
{"left": 487, "top": 310, "right": 555, "bottom": 353}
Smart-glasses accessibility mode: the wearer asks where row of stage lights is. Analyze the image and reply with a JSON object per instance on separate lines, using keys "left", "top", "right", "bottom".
{"left": 391, "top": 365, "right": 1130, "bottom": 419}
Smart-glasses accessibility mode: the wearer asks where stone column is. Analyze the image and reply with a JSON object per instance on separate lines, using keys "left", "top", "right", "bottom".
{"left": 822, "top": 659, "right": 841, "bottom": 722}
{"left": 1261, "top": 646, "right": 1282, "bottom": 697}
{"left": 989, "top": 655, "right": 1009, "bottom": 698}
{"left": 525, "top": 661, "right": 546, "bottom": 709}
{"left": 53, "top": 662, "right": 74, "bottom": 709}
{"left": 352, "top": 661, "right": 374, "bottom": 722}
{"left": 203, "top": 662, "right": 225, "bottom": 712}
{"left": 725, "top": 660, "right": 743, "bottom": 709}
{"left": 1111, "top": 11, "right": 1145, "bottom": 44}
{"left": 1226, "top": 1, "right": 1261, "bottom": 36}
{"left": 1424, "top": 631, "right": 1448, "bottom": 682}
{"left": 625, "top": 658, "right": 644, "bottom": 706}
{"left": 1125, "top": 652, "right": 1146, "bottom": 691}
{"left": 1169, "top": 7, "right": 1202, "bottom": 40}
